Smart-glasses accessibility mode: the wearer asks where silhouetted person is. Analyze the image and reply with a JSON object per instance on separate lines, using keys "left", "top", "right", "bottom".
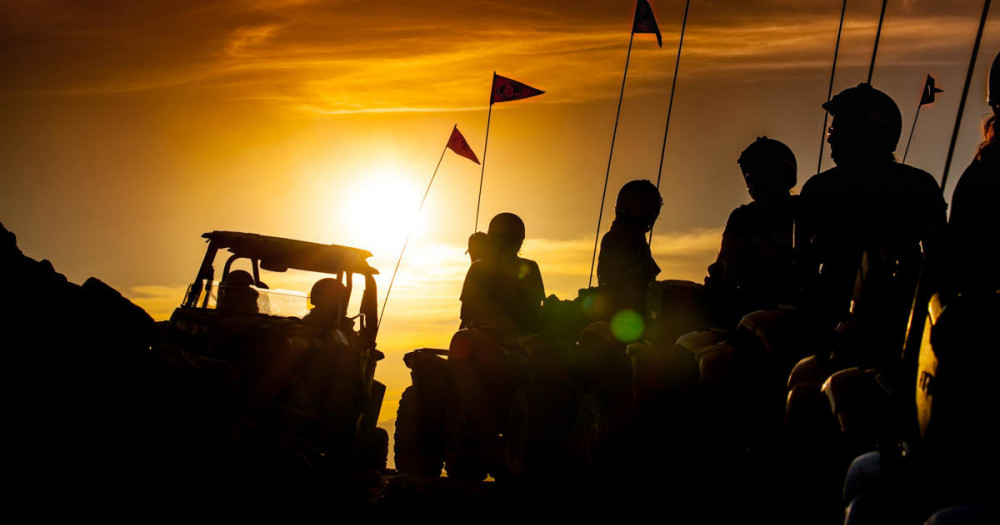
{"left": 302, "top": 277, "right": 352, "bottom": 342}
{"left": 841, "top": 59, "right": 1000, "bottom": 525}
{"left": 798, "top": 83, "right": 946, "bottom": 370}
{"left": 597, "top": 180, "right": 662, "bottom": 317}
{"left": 217, "top": 270, "right": 259, "bottom": 314}
{"left": 946, "top": 52, "right": 1000, "bottom": 297}
{"left": 460, "top": 213, "right": 545, "bottom": 340}
{"left": 706, "top": 137, "right": 798, "bottom": 326}
{"left": 459, "top": 232, "right": 491, "bottom": 330}
{"left": 466, "top": 231, "right": 489, "bottom": 263}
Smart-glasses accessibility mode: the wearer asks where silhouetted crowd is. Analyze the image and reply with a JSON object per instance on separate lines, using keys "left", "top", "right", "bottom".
{"left": 449, "top": 54, "right": 999, "bottom": 524}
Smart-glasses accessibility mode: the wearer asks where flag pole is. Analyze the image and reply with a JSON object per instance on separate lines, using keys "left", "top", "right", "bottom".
{"left": 650, "top": 0, "right": 691, "bottom": 246}
{"left": 902, "top": 102, "right": 923, "bottom": 163}
{"left": 817, "top": 0, "right": 848, "bottom": 174}
{"left": 590, "top": 32, "right": 636, "bottom": 288}
{"left": 379, "top": 136, "right": 451, "bottom": 329}
{"left": 867, "top": 0, "right": 888, "bottom": 84}
{"left": 940, "top": 0, "right": 991, "bottom": 193}
{"left": 476, "top": 75, "right": 495, "bottom": 232}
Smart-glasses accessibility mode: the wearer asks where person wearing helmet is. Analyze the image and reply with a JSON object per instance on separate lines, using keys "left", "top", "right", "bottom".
{"left": 466, "top": 231, "right": 490, "bottom": 264}
{"left": 596, "top": 180, "right": 662, "bottom": 316}
{"left": 946, "top": 51, "right": 1000, "bottom": 296}
{"left": 302, "top": 278, "right": 352, "bottom": 338}
{"left": 217, "top": 270, "right": 259, "bottom": 314}
{"left": 797, "top": 83, "right": 946, "bottom": 369}
{"left": 706, "top": 137, "right": 799, "bottom": 327}
{"left": 460, "top": 213, "right": 545, "bottom": 339}
{"left": 302, "top": 277, "right": 357, "bottom": 344}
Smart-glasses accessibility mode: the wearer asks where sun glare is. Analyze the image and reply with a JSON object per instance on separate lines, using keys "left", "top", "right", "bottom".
{"left": 339, "top": 165, "right": 427, "bottom": 260}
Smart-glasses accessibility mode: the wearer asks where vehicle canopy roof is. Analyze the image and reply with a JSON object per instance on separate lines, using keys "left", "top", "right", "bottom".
{"left": 202, "top": 231, "right": 378, "bottom": 276}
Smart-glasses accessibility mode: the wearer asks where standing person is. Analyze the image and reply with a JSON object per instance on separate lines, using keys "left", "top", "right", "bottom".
{"left": 946, "top": 52, "right": 1000, "bottom": 297}
{"left": 797, "top": 83, "right": 946, "bottom": 372}
{"left": 706, "top": 137, "right": 798, "bottom": 327}
{"left": 459, "top": 213, "right": 545, "bottom": 340}
{"left": 597, "top": 180, "right": 662, "bottom": 318}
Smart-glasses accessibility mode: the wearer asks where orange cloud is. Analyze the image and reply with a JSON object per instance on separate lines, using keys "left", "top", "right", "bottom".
{"left": 4, "top": 1, "right": 992, "bottom": 114}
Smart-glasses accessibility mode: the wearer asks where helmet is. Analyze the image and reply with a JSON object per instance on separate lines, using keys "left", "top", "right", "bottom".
{"left": 488, "top": 213, "right": 525, "bottom": 252}
{"left": 614, "top": 180, "right": 662, "bottom": 230}
{"left": 738, "top": 136, "right": 797, "bottom": 191}
{"left": 223, "top": 269, "right": 254, "bottom": 287}
{"left": 218, "top": 270, "right": 258, "bottom": 313}
{"left": 466, "top": 231, "right": 489, "bottom": 254}
{"left": 823, "top": 83, "right": 903, "bottom": 152}
{"left": 989, "top": 52, "right": 999, "bottom": 110}
{"left": 309, "top": 278, "right": 346, "bottom": 308}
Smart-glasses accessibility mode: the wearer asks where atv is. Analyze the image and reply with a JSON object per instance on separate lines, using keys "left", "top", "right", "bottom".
{"left": 165, "top": 231, "right": 388, "bottom": 469}
{"left": 393, "top": 280, "right": 711, "bottom": 480}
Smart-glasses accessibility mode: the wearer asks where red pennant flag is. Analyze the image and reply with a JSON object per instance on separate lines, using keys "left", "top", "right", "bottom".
{"left": 633, "top": 0, "right": 662, "bottom": 47}
{"left": 446, "top": 126, "right": 480, "bottom": 164}
{"left": 919, "top": 74, "right": 944, "bottom": 106}
{"left": 490, "top": 73, "right": 545, "bottom": 105}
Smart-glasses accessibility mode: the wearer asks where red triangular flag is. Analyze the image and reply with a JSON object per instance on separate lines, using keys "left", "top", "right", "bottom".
{"left": 490, "top": 73, "right": 545, "bottom": 105}
{"left": 633, "top": 0, "right": 662, "bottom": 47}
{"left": 446, "top": 126, "right": 480, "bottom": 164}
{"left": 919, "top": 74, "right": 944, "bottom": 106}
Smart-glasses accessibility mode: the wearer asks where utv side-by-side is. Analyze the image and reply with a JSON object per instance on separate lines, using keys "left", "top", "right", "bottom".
{"left": 166, "top": 231, "right": 387, "bottom": 469}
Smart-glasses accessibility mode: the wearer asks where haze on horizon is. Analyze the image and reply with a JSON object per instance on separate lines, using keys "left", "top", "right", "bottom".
{"left": 2, "top": 0, "right": 997, "bottom": 420}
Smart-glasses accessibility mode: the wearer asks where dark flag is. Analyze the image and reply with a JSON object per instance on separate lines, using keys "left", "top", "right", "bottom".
{"left": 633, "top": 0, "right": 662, "bottom": 47}
{"left": 920, "top": 74, "right": 944, "bottom": 105}
{"left": 490, "top": 73, "right": 545, "bottom": 105}
{"left": 446, "top": 126, "right": 480, "bottom": 164}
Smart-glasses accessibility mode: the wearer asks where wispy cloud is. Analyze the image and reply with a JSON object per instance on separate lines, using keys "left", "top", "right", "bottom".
{"left": 3, "top": 1, "right": 990, "bottom": 113}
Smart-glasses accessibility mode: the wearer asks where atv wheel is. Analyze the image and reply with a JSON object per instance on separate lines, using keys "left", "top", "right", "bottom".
{"left": 503, "top": 386, "right": 529, "bottom": 478}
{"left": 444, "top": 398, "right": 489, "bottom": 481}
{"left": 394, "top": 386, "right": 444, "bottom": 476}
{"left": 572, "top": 393, "right": 613, "bottom": 476}
{"left": 358, "top": 427, "right": 389, "bottom": 471}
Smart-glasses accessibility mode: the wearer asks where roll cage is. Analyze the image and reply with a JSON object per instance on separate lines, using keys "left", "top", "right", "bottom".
{"left": 181, "top": 230, "right": 381, "bottom": 349}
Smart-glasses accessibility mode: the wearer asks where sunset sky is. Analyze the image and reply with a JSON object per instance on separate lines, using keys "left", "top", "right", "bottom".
{"left": 2, "top": 0, "right": 997, "bottom": 422}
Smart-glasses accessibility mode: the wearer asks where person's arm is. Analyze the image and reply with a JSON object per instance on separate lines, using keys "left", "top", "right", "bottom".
{"left": 707, "top": 208, "right": 745, "bottom": 291}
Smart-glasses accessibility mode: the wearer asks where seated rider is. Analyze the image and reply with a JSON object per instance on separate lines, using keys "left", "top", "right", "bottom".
{"left": 302, "top": 277, "right": 353, "bottom": 344}
{"left": 460, "top": 213, "right": 545, "bottom": 341}
{"left": 217, "top": 270, "right": 259, "bottom": 314}
{"left": 466, "top": 231, "right": 489, "bottom": 264}
{"left": 944, "top": 52, "right": 1000, "bottom": 298}
{"left": 797, "top": 83, "right": 946, "bottom": 371}
{"left": 597, "top": 180, "right": 662, "bottom": 318}
{"left": 706, "top": 137, "right": 798, "bottom": 327}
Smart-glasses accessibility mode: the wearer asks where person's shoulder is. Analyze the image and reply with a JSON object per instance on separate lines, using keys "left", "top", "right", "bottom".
{"left": 600, "top": 223, "right": 628, "bottom": 244}
{"left": 955, "top": 155, "right": 997, "bottom": 190}
{"left": 730, "top": 203, "right": 755, "bottom": 219}
{"left": 724, "top": 203, "right": 755, "bottom": 229}
{"left": 800, "top": 167, "right": 839, "bottom": 196}
{"left": 465, "top": 258, "right": 491, "bottom": 279}
{"left": 517, "top": 256, "right": 541, "bottom": 272}
{"left": 891, "top": 162, "right": 939, "bottom": 187}
{"left": 891, "top": 162, "right": 945, "bottom": 206}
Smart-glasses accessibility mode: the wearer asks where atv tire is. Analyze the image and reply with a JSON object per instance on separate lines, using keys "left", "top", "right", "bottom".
{"left": 394, "top": 386, "right": 444, "bottom": 476}
{"left": 444, "top": 398, "right": 490, "bottom": 481}
{"left": 572, "top": 393, "right": 615, "bottom": 476}
{"left": 358, "top": 426, "right": 389, "bottom": 471}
